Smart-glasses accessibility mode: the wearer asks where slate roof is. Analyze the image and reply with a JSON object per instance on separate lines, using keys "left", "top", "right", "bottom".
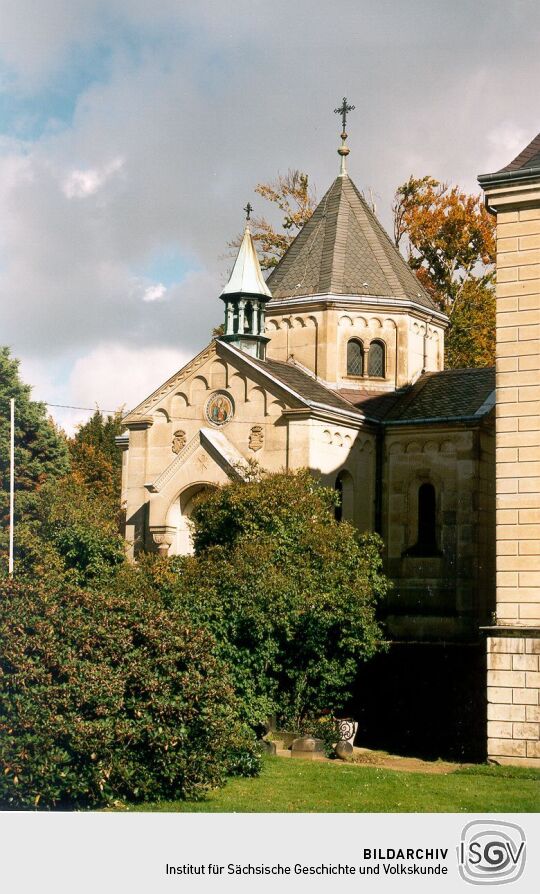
{"left": 478, "top": 132, "right": 540, "bottom": 186}
{"left": 245, "top": 354, "right": 360, "bottom": 412}
{"left": 497, "top": 133, "right": 540, "bottom": 173}
{"left": 266, "top": 173, "right": 439, "bottom": 313}
{"left": 223, "top": 337, "right": 495, "bottom": 425}
{"left": 336, "top": 368, "right": 495, "bottom": 424}
{"left": 336, "top": 388, "right": 403, "bottom": 421}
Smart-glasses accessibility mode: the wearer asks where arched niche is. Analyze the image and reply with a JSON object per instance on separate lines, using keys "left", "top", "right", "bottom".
{"left": 230, "top": 372, "right": 248, "bottom": 402}
{"left": 210, "top": 360, "right": 228, "bottom": 389}
{"left": 334, "top": 469, "right": 354, "bottom": 523}
{"left": 402, "top": 480, "right": 442, "bottom": 558}
{"left": 171, "top": 392, "right": 189, "bottom": 416}
{"left": 154, "top": 408, "right": 170, "bottom": 424}
{"left": 247, "top": 386, "right": 267, "bottom": 417}
{"left": 190, "top": 375, "right": 208, "bottom": 403}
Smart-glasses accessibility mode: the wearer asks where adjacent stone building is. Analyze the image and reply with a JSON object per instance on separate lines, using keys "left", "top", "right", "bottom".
{"left": 120, "top": 126, "right": 507, "bottom": 760}
{"left": 479, "top": 134, "right": 540, "bottom": 768}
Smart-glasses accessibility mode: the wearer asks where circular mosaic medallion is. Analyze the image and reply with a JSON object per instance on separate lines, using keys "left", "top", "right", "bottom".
{"left": 205, "top": 391, "right": 234, "bottom": 426}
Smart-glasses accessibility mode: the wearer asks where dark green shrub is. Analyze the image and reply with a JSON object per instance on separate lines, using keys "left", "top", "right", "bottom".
{"left": 153, "top": 470, "right": 389, "bottom": 730}
{"left": 0, "top": 577, "right": 259, "bottom": 809}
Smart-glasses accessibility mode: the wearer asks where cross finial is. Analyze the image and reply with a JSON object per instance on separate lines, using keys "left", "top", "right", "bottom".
{"left": 334, "top": 96, "right": 355, "bottom": 176}
{"left": 334, "top": 97, "right": 355, "bottom": 135}
{"left": 244, "top": 202, "right": 253, "bottom": 221}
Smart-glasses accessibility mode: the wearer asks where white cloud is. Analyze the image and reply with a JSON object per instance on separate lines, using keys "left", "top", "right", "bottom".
{"left": 68, "top": 342, "right": 189, "bottom": 412}
{"left": 21, "top": 342, "right": 192, "bottom": 434}
{"left": 482, "top": 123, "right": 531, "bottom": 176}
{"left": 62, "top": 156, "right": 124, "bottom": 198}
{"left": 1, "top": 0, "right": 539, "bottom": 422}
{"left": 142, "top": 283, "right": 166, "bottom": 302}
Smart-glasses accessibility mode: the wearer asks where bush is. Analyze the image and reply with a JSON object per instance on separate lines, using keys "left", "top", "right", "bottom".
{"left": 162, "top": 470, "right": 389, "bottom": 730}
{"left": 7, "top": 475, "right": 126, "bottom": 586}
{"left": 0, "top": 577, "right": 259, "bottom": 809}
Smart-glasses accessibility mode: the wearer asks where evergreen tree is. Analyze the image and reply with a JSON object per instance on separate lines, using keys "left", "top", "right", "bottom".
{"left": 0, "top": 347, "right": 70, "bottom": 560}
{"left": 69, "top": 409, "right": 124, "bottom": 514}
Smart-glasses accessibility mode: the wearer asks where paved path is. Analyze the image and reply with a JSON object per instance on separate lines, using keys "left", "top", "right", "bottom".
{"left": 274, "top": 743, "right": 467, "bottom": 774}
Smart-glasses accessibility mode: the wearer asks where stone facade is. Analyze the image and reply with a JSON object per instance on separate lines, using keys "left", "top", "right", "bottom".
{"left": 120, "top": 152, "right": 502, "bottom": 759}
{"left": 383, "top": 424, "right": 495, "bottom": 640}
{"left": 479, "top": 133, "right": 540, "bottom": 767}
{"left": 486, "top": 634, "right": 540, "bottom": 766}
{"left": 265, "top": 305, "right": 444, "bottom": 391}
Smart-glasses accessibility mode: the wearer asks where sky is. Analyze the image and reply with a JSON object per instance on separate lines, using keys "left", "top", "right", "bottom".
{"left": 1, "top": 0, "right": 539, "bottom": 433}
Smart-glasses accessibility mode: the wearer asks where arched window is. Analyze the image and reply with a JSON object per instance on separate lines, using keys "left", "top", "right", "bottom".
{"left": 334, "top": 475, "right": 343, "bottom": 522}
{"left": 244, "top": 302, "right": 253, "bottom": 332}
{"left": 334, "top": 470, "right": 354, "bottom": 522}
{"left": 417, "top": 483, "right": 437, "bottom": 554}
{"left": 368, "top": 340, "right": 385, "bottom": 377}
{"left": 347, "top": 339, "right": 364, "bottom": 376}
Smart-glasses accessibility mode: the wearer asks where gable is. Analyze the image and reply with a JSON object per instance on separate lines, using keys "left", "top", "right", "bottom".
{"left": 122, "top": 339, "right": 308, "bottom": 441}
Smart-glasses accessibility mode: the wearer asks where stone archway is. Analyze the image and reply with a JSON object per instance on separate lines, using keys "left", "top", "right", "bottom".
{"left": 167, "top": 482, "right": 217, "bottom": 555}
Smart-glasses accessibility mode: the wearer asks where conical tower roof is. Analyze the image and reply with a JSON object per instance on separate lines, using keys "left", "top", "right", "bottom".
{"left": 221, "top": 225, "right": 271, "bottom": 299}
{"left": 266, "top": 174, "right": 438, "bottom": 312}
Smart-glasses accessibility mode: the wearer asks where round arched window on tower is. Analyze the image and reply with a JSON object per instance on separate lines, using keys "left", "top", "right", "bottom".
{"left": 347, "top": 339, "right": 364, "bottom": 376}
{"left": 368, "top": 340, "right": 385, "bottom": 378}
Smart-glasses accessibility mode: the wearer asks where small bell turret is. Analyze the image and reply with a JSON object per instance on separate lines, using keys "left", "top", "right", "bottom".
{"left": 219, "top": 205, "right": 272, "bottom": 359}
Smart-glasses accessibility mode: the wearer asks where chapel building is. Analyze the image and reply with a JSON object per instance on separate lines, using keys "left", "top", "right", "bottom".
{"left": 120, "top": 124, "right": 499, "bottom": 759}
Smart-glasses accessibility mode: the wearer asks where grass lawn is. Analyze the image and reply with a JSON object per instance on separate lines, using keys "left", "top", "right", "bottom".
{"left": 127, "top": 756, "right": 540, "bottom": 813}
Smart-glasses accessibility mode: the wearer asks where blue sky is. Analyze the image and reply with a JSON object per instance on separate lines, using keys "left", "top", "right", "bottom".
{"left": 0, "top": 0, "right": 538, "bottom": 432}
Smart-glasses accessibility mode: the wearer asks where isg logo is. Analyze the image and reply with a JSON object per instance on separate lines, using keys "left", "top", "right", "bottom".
{"left": 458, "top": 821, "right": 526, "bottom": 885}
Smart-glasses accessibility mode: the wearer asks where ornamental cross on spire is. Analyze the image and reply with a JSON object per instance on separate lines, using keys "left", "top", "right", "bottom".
{"left": 244, "top": 202, "right": 253, "bottom": 221}
{"left": 334, "top": 97, "right": 355, "bottom": 136}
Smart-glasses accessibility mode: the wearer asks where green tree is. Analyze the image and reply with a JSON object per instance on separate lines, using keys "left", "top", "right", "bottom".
{"left": 68, "top": 409, "right": 125, "bottom": 520}
{"left": 444, "top": 279, "right": 496, "bottom": 369}
{"left": 164, "top": 469, "right": 389, "bottom": 729}
{"left": 0, "top": 347, "right": 70, "bottom": 564}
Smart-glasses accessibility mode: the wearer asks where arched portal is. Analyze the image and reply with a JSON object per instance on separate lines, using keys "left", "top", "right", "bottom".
{"left": 167, "top": 483, "right": 217, "bottom": 555}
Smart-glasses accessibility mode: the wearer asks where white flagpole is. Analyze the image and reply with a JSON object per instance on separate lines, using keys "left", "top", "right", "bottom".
{"left": 9, "top": 397, "right": 14, "bottom": 576}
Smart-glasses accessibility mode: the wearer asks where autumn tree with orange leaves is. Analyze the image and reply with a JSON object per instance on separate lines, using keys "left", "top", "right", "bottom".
{"left": 229, "top": 170, "right": 496, "bottom": 368}
{"left": 393, "top": 176, "right": 496, "bottom": 368}
{"left": 230, "top": 170, "right": 317, "bottom": 269}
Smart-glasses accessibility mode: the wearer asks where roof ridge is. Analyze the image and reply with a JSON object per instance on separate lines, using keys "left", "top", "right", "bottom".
{"left": 390, "top": 371, "right": 432, "bottom": 417}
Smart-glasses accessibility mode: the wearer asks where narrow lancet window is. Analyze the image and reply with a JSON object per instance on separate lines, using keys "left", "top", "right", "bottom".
{"left": 347, "top": 339, "right": 364, "bottom": 376}
{"left": 417, "top": 483, "right": 437, "bottom": 553}
{"left": 368, "top": 340, "right": 385, "bottom": 377}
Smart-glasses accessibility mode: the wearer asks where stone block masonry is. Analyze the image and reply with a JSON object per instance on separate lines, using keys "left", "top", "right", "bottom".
{"left": 495, "top": 203, "right": 540, "bottom": 628}
{"left": 486, "top": 632, "right": 540, "bottom": 767}
{"left": 479, "top": 136, "right": 540, "bottom": 768}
